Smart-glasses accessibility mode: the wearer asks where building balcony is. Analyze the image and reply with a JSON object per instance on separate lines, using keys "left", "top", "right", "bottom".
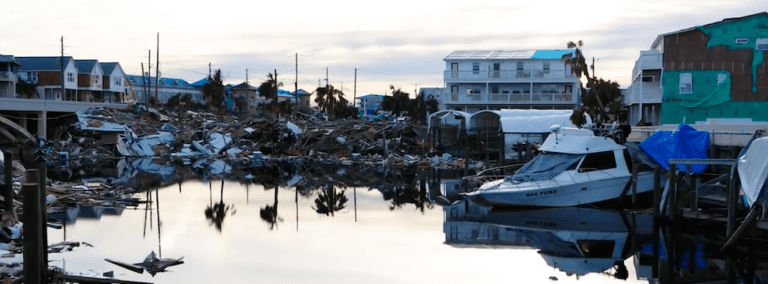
{"left": 444, "top": 70, "right": 575, "bottom": 83}
{"left": 0, "top": 71, "right": 17, "bottom": 82}
{"left": 632, "top": 51, "right": 663, "bottom": 78}
{"left": 625, "top": 82, "right": 662, "bottom": 105}
{"left": 446, "top": 92, "right": 576, "bottom": 105}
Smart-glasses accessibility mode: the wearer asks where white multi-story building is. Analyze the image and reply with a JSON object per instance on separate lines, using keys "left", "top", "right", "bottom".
{"left": 441, "top": 50, "right": 581, "bottom": 113}
{"left": 624, "top": 49, "right": 663, "bottom": 125}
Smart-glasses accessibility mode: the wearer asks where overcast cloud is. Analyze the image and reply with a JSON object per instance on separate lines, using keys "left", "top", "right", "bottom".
{"left": 1, "top": 0, "right": 766, "bottom": 99}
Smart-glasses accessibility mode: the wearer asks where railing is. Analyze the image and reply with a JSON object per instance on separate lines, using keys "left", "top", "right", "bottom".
{"left": 448, "top": 92, "right": 575, "bottom": 104}
{"left": 625, "top": 82, "right": 662, "bottom": 104}
{"left": 445, "top": 70, "right": 573, "bottom": 82}
{"left": 0, "top": 72, "right": 16, "bottom": 81}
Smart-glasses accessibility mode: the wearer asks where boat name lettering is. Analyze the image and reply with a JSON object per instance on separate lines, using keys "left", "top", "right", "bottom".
{"left": 525, "top": 189, "right": 557, "bottom": 197}
{"left": 524, "top": 220, "right": 556, "bottom": 227}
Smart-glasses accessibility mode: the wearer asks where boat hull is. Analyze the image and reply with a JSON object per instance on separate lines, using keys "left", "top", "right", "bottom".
{"left": 468, "top": 172, "right": 659, "bottom": 207}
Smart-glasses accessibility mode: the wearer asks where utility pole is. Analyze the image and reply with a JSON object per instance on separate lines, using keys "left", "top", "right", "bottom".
{"left": 353, "top": 68, "right": 357, "bottom": 111}
{"left": 246, "top": 69, "right": 248, "bottom": 84}
{"left": 209, "top": 62, "right": 212, "bottom": 78}
{"left": 326, "top": 67, "right": 329, "bottom": 88}
{"left": 295, "top": 53, "right": 298, "bottom": 105}
{"left": 155, "top": 32, "right": 159, "bottom": 107}
{"left": 147, "top": 50, "right": 151, "bottom": 104}
{"left": 60, "top": 36, "right": 65, "bottom": 101}
{"left": 141, "top": 63, "right": 145, "bottom": 105}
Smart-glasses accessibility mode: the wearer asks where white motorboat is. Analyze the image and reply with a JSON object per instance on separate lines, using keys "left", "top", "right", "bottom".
{"left": 465, "top": 127, "right": 658, "bottom": 207}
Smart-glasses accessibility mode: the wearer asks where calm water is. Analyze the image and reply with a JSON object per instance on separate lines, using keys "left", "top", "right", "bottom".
{"left": 30, "top": 159, "right": 767, "bottom": 283}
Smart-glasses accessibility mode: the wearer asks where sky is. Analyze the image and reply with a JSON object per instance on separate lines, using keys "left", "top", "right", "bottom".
{"left": 1, "top": 0, "right": 766, "bottom": 101}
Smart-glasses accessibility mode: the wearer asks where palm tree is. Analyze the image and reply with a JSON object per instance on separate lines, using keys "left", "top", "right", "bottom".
{"left": 258, "top": 70, "right": 283, "bottom": 113}
{"left": 313, "top": 84, "right": 344, "bottom": 116}
{"left": 563, "top": 41, "right": 621, "bottom": 124}
{"left": 260, "top": 186, "right": 281, "bottom": 229}
{"left": 203, "top": 69, "right": 225, "bottom": 113}
{"left": 313, "top": 184, "right": 348, "bottom": 216}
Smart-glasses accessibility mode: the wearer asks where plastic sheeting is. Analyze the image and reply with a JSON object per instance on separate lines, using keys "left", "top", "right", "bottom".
{"left": 639, "top": 124, "right": 709, "bottom": 173}
{"left": 737, "top": 137, "right": 768, "bottom": 208}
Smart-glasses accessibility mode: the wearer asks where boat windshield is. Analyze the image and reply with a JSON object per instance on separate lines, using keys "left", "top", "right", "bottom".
{"left": 506, "top": 153, "right": 584, "bottom": 183}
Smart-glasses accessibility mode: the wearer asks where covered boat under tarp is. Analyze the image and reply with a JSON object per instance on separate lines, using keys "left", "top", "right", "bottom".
{"left": 738, "top": 136, "right": 768, "bottom": 208}
{"left": 640, "top": 124, "right": 709, "bottom": 173}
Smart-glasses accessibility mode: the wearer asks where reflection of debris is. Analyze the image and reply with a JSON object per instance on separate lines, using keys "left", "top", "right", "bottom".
{"left": 105, "top": 251, "right": 184, "bottom": 276}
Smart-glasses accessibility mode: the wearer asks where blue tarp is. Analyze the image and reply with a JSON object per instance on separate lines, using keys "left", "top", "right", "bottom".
{"left": 640, "top": 124, "right": 709, "bottom": 173}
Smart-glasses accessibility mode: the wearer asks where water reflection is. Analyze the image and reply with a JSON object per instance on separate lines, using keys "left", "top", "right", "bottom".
{"left": 442, "top": 199, "right": 654, "bottom": 280}
{"left": 204, "top": 180, "right": 234, "bottom": 232}
{"left": 313, "top": 184, "right": 348, "bottom": 216}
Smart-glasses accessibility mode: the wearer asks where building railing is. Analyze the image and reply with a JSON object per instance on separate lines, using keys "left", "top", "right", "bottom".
{"left": 625, "top": 82, "right": 662, "bottom": 104}
{"left": 0, "top": 72, "right": 16, "bottom": 81}
{"left": 448, "top": 92, "right": 575, "bottom": 104}
{"left": 444, "top": 70, "right": 573, "bottom": 82}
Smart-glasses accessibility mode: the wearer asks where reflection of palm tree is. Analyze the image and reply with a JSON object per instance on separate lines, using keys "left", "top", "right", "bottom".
{"left": 205, "top": 180, "right": 231, "bottom": 232}
{"left": 260, "top": 186, "right": 281, "bottom": 229}
{"left": 313, "top": 184, "right": 348, "bottom": 216}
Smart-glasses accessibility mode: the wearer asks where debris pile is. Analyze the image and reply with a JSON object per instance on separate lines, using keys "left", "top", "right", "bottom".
{"left": 43, "top": 107, "right": 484, "bottom": 170}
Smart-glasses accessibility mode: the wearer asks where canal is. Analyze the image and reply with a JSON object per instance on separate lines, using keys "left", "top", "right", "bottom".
{"left": 28, "top": 159, "right": 768, "bottom": 283}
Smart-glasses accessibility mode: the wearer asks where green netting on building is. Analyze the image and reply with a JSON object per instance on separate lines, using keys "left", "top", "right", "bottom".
{"left": 697, "top": 14, "right": 768, "bottom": 93}
{"left": 661, "top": 70, "right": 768, "bottom": 124}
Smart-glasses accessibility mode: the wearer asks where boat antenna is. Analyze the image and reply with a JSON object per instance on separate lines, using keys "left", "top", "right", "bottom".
{"left": 550, "top": 125, "right": 561, "bottom": 144}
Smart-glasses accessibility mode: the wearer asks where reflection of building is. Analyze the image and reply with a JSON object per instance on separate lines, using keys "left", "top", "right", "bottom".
{"left": 441, "top": 50, "right": 581, "bottom": 113}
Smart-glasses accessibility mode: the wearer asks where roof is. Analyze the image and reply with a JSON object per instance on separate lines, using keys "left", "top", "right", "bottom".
{"left": 0, "top": 54, "right": 20, "bottom": 66}
{"left": 16, "top": 56, "right": 74, "bottom": 71}
{"left": 191, "top": 78, "right": 208, "bottom": 87}
{"left": 277, "top": 89, "right": 294, "bottom": 98}
{"left": 445, "top": 49, "right": 575, "bottom": 61}
{"left": 100, "top": 62, "right": 120, "bottom": 74}
{"left": 126, "top": 75, "right": 197, "bottom": 89}
{"left": 357, "top": 94, "right": 384, "bottom": 100}
{"left": 291, "top": 89, "right": 312, "bottom": 96}
{"left": 231, "top": 82, "right": 257, "bottom": 90}
{"left": 651, "top": 12, "right": 768, "bottom": 48}
{"left": 74, "top": 59, "right": 99, "bottom": 73}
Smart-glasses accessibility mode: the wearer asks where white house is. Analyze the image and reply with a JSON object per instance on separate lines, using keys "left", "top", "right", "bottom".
{"left": 16, "top": 56, "right": 79, "bottom": 100}
{"left": 75, "top": 59, "right": 105, "bottom": 102}
{"left": 442, "top": 50, "right": 581, "bottom": 113}
{"left": 100, "top": 62, "right": 130, "bottom": 103}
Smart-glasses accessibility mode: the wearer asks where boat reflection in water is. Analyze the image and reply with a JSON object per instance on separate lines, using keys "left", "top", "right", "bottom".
{"left": 442, "top": 199, "right": 654, "bottom": 280}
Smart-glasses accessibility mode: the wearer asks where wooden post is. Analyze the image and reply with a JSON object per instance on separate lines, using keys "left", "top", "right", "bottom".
{"left": 653, "top": 167, "right": 662, "bottom": 217}
{"left": 3, "top": 151, "right": 12, "bottom": 212}
{"left": 35, "top": 150, "right": 48, "bottom": 267}
{"left": 22, "top": 180, "right": 42, "bottom": 284}
{"left": 669, "top": 164, "right": 678, "bottom": 220}
{"left": 727, "top": 164, "right": 738, "bottom": 236}
{"left": 631, "top": 162, "right": 639, "bottom": 206}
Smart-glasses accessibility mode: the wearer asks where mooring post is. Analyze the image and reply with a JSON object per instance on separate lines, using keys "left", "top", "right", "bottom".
{"left": 669, "top": 163, "right": 678, "bottom": 220}
{"left": 727, "top": 164, "right": 738, "bottom": 237}
{"left": 653, "top": 167, "right": 662, "bottom": 217}
{"left": 3, "top": 151, "right": 12, "bottom": 213}
{"left": 35, "top": 149, "right": 49, "bottom": 269}
{"left": 631, "top": 162, "right": 639, "bottom": 206}
{"left": 22, "top": 178, "right": 42, "bottom": 284}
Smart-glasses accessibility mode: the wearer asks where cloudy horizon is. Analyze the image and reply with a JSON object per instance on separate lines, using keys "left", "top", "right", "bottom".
{"left": 1, "top": 0, "right": 766, "bottom": 100}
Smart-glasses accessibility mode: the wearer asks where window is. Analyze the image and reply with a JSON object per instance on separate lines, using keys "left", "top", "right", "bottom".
{"left": 67, "top": 72, "right": 75, "bottom": 83}
{"left": 472, "top": 62, "right": 479, "bottom": 74}
{"left": 642, "top": 76, "right": 654, "bottom": 82}
{"left": 578, "top": 151, "right": 617, "bottom": 172}
{"left": 92, "top": 75, "right": 99, "bottom": 84}
{"left": 735, "top": 38, "right": 749, "bottom": 44}
{"left": 491, "top": 86, "right": 499, "bottom": 93}
{"left": 492, "top": 63, "right": 500, "bottom": 78}
{"left": 516, "top": 62, "right": 524, "bottom": 71}
{"left": 543, "top": 62, "right": 550, "bottom": 74}
{"left": 450, "top": 85, "right": 459, "bottom": 94}
{"left": 757, "top": 38, "right": 768, "bottom": 50}
{"left": 450, "top": 63, "right": 458, "bottom": 78}
{"left": 679, "top": 73, "right": 692, "bottom": 94}
{"left": 26, "top": 72, "right": 38, "bottom": 83}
